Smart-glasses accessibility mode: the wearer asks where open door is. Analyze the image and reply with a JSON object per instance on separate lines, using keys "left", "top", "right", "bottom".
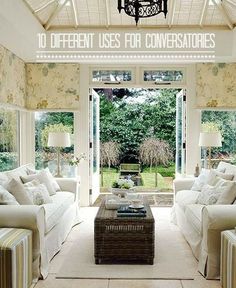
{"left": 89, "top": 89, "right": 100, "bottom": 204}
{"left": 176, "top": 89, "right": 186, "bottom": 176}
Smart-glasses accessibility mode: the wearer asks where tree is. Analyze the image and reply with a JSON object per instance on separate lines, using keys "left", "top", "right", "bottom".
{"left": 100, "top": 141, "right": 120, "bottom": 169}
{"left": 98, "top": 88, "right": 178, "bottom": 162}
{"left": 139, "top": 138, "right": 173, "bottom": 172}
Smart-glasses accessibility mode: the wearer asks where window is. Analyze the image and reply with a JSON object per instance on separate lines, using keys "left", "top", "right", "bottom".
{"left": 201, "top": 110, "right": 236, "bottom": 167}
{"left": 142, "top": 69, "right": 184, "bottom": 83}
{"left": 35, "top": 112, "right": 75, "bottom": 177}
{"left": 91, "top": 69, "right": 132, "bottom": 83}
{"left": 144, "top": 70, "right": 184, "bottom": 82}
{"left": 0, "top": 108, "right": 19, "bottom": 171}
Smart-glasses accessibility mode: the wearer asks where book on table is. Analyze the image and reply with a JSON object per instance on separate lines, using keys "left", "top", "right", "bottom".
{"left": 117, "top": 206, "right": 147, "bottom": 217}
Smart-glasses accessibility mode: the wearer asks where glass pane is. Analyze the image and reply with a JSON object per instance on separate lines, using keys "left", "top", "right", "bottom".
{"left": 92, "top": 70, "right": 132, "bottom": 82}
{"left": 175, "top": 92, "right": 186, "bottom": 174}
{"left": 144, "top": 70, "right": 184, "bottom": 82}
{"left": 0, "top": 108, "right": 19, "bottom": 171}
{"left": 201, "top": 111, "right": 236, "bottom": 168}
{"left": 35, "top": 112, "right": 75, "bottom": 177}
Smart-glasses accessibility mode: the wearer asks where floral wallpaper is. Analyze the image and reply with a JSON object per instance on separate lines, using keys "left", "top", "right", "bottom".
{"left": 0, "top": 45, "right": 26, "bottom": 107}
{"left": 196, "top": 63, "right": 236, "bottom": 108}
{"left": 26, "top": 64, "right": 80, "bottom": 109}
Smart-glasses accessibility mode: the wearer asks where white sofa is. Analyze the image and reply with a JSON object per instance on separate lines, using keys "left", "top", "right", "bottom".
{"left": 0, "top": 164, "right": 80, "bottom": 280}
{"left": 172, "top": 161, "right": 236, "bottom": 280}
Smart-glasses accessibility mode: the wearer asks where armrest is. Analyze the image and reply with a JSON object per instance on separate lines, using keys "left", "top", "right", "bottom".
{"left": 0, "top": 205, "right": 45, "bottom": 230}
{"left": 173, "top": 178, "right": 195, "bottom": 193}
{"left": 55, "top": 178, "right": 79, "bottom": 201}
{"left": 202, "top": 205, "right": 236, "bottom": 230}
{"left": 0, "top": 205, "right": 45, "bottom": 262}
{"left": 199, "top": 205, "right": 236, "bottom": 279}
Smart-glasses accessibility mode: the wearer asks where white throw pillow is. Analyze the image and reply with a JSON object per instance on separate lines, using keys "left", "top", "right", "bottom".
{"left": 191, "top": 169, "right": 211, "bottom": 191}
{"left": 216, "top": 180, "right": 236, "bottom": 204}
{"left": 191, "top": 168, "right": 234, "bottom": 191}
{"left": 0, "top": 185, "right": 19, "bottom": 205}
{"left": 207, "top": 170, "right": 234, "bottom": 185}
{"left": 197, "top": 184, "right": 222, "bottom": 205}
{"left": 26, "top": 167, "right": 61, "bottom": 192}
{"left": 21, "top": 170, "right": 57, "bottom": 196}
{"left": 6, "top": 179, "right": 35, "bottom": 205}
{"left": 197, "top": 178, "right": 235, "bottom": 205}
{"left": 25, "top": 183, "right": 53, "bottom": 205}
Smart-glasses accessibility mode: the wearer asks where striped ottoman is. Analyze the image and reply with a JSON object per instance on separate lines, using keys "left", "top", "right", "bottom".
{"left": 0, "top": 228, "right": 32, "bottom": 288}
{"left": 221, "top": 230, "right": 236, "bottom": 288}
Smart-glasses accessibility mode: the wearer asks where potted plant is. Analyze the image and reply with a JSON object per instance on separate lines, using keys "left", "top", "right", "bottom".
{"left": 110, "top": 178, "right": 135, "bottom": 197}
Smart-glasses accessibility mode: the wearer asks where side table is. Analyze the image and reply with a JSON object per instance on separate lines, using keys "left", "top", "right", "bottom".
{"left": 221, "top": 229, "right": 236, "bottom": 288}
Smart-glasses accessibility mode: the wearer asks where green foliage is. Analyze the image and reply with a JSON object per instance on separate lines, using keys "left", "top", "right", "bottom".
{"left": 0, "top": 152, "right": 18, "bottom": 171}
{"left": 142, "top": 164, "right": 175, "bottom": 177}
{"left": 99, "top": 88, "right": 178, "bottom": 162}
{"left": 41, "top": 123, "right": 72, "bottom": 148}
{"left": 202, "top": 111, "right": 236, "bottom": 156}
{"left": 201, "top": 122, "right": 220, "bottom": 132}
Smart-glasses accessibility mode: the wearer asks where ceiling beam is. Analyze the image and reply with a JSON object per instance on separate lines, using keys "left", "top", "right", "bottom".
{"left": 44, "top": 0, "right": 70, "bottom": 30}
{"left": 211, "top": 0, "right": 234, "bottom": 29}
{"left": 35, "top": 0, "right": 57, "bottom": 13}
{"left": 71, "top": 0, "right": 79, "bottom": 28}
{"left": 168, "top": 0, "right": 176, "bottom": 29}
{"left": 199, "top": 0, "right": 209, "bottom": 27}
{"left": 225, "top": 0, "right": 236, "bottom": 8}
{"left": 105, "top": 0, "right": 111, "bottom": 28}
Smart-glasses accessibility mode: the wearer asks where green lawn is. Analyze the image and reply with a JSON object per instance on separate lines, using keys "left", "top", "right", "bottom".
{"left": 100, "top": 167, "right": 173, "bottom": 191}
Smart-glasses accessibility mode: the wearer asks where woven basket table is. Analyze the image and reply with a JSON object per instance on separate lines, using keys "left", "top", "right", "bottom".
{"left": 94, "top": 199, "right": 155, "bottom": 265}
{"left": 221, "top": 230, "right": 236, "bottom": 288}
{"left": 0, "top": 228, "right": 32, "bottom": 288}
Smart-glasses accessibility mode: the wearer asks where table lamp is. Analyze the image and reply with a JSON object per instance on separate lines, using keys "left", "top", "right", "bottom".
{"left": 47, "top": 132, "right": 71, "bottom": 177}
{"left": 199, "top": 132, "right": 222, "bottom": 169}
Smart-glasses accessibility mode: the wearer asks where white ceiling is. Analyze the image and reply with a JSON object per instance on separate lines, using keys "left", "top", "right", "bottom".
{"left": 22, "top": 0, "right": 236, "bottom": 30}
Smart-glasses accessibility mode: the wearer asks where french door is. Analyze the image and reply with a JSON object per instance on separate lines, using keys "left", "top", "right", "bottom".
{"left": 89, "top": 89, "right": 100, "bottom": 204}
{"left": 176, "top": 89, "right": 186, "bottom": 175}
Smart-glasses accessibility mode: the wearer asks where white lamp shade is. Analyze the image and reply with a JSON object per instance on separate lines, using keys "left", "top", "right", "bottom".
{"left": 47, "top": 132, "right": 71, "bottom": 147}
{"left": 199, "top": 132, "right": 222, "bottom": 147}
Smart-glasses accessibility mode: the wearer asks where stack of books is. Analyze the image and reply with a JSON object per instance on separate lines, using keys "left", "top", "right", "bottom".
{"left": 117, "top": 206, "right": 147, "bottom": 217}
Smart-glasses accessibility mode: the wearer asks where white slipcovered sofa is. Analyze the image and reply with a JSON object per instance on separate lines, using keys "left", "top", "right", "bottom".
{"left": 172, "top": 161, "right": 236, "bottom": 280}
{"left": 0, "top": 164, "right": 80, "bottom": 280}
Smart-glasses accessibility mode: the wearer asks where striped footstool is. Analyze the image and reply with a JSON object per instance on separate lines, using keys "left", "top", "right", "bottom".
{"left": 221, "top": 230, "right": 236, "bottom": 288}
{"left": 0, "top": 228, "right": 32, "bottom": 288}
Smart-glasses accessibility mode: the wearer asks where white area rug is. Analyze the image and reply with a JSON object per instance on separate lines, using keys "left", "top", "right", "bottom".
{"left": 57, "top": 207, "right": 198, "bottom": 280}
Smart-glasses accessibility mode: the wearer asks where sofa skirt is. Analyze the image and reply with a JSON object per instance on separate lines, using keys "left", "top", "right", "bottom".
{"left": 0, "top": 228, "right": 32, "bottom": 288}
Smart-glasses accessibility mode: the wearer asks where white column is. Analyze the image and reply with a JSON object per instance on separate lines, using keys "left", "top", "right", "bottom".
{"left": 78, "top": 64, "right": 90, "bottom": 206}
{"left": 19, "top": 111, "right": 35, "bottom": 165}
{"left": 186, "top": 64, "right": 201, "bottom": 174}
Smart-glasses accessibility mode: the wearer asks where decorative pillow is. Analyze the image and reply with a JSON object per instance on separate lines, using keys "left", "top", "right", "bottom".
{"left": 26, "top": 168, "right": 61, "bottom": 192}
{"left": 207, "top": 170, "right": 234, "bottom": 185}
{"left": 21, "top": 170, "right": 57, "bottom": 196}
{"left": 197, "top": 184, "right": 222, "bottom": 205}
{"left": 197, "top": 179, "right": 235, "bottom": 205}
{"left": 25, "top": 183, "right": 53, "bottom": 205}
{"left": 6, "top": 179, "right": 35, "bottom": 205}
{"left": 216, "top": 180, "right": 236, "bottom": 205}
{"left": 191, "top": 168, "right": 234, "bottom": 191}
{"left": 191, "top": 169, "right": 211, "bottom": 191}
{"left": 0, "top": 185, "right": 19, "bottom": 205}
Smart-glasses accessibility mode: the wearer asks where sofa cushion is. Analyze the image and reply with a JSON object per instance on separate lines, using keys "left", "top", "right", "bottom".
{"left": 185, "top": 204, "right": 205, "bottom": 234}
{"left": 6, "top": 179, "right": 36, "bottom": 205}
{"left": 21, "top": 170, "right": 56, "bottom": 196}
{"left": 0, "top": 185, "right": 19, "bottom": 205}
{"left": 43, "top": 191, "right": 75, "bottom": 234}
{"left": 175, "top": 190, "right": 200, "bottom": 211}
{"left": 5, "top": 164, "right": 35, "bottom": 182}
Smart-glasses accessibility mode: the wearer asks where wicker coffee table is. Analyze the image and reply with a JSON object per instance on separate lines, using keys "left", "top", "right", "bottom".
{"left": 94, "top": 199, "right": 155, "bottom": 264}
